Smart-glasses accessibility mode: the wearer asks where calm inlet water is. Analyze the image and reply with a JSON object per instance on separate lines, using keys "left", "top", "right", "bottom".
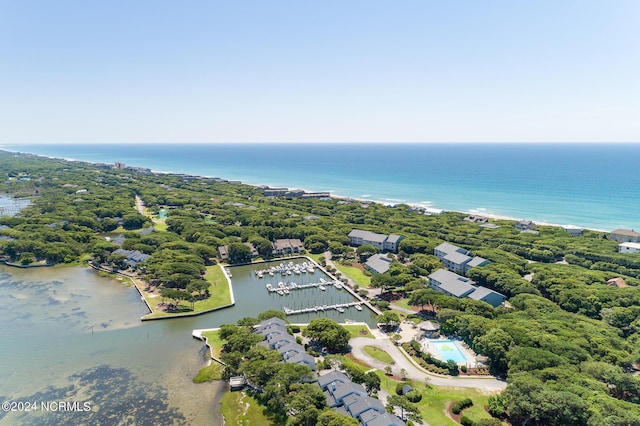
{"left": 0, "top": 260, "right": 377, "bottom": 425}
{"left": 227, "top": 259, "right": 378, "bottom": 325}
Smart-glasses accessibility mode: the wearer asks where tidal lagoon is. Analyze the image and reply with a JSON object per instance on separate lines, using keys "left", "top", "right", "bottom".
{"left": 0, "top": 258, "right": 377, "bottom": 425}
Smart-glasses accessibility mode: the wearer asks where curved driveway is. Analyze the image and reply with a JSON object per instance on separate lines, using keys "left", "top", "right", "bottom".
{"left": 350, "top": 337, "right": 507, "bottom": 392}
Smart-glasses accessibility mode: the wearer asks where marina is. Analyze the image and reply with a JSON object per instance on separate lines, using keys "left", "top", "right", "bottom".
{"left": 283, "top": 301, "right": 364, "bottom": 316}
{"left": 264, "top": 280, "right": 342, "bottom": 294}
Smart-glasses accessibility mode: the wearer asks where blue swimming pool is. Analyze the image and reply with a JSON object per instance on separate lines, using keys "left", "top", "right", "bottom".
{"left": 425, "top": 339, "right": 470, "bottom": 364}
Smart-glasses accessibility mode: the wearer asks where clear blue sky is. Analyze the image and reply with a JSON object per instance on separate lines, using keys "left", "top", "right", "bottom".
{"left": 1, "top": 1, "right": 639, "bottom": 144}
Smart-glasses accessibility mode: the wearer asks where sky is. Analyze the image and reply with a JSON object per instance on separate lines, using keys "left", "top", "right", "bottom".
{"left": 1, "top": 1, "right": 639, "bottom": 144}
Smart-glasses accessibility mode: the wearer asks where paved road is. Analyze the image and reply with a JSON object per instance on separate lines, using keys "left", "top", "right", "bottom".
{"left": 350, "top": 336, "right": 507, "bottom": 392}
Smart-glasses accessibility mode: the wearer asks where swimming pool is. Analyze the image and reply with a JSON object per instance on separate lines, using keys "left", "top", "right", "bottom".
{"left": 424, "top": 339, "right": 472, "bottom": 364}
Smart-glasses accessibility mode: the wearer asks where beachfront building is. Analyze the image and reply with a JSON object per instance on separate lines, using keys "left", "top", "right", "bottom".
{"left": 611, "top": 229, "right": 640, "bottom": 243}
{"left": 563, "top": 225, "right": 583, "bottom": 236}
{"left": 515, "top": 220, "right": 537, "bottom": 231}
{"left": 348, "top": 229, "right": 404, "bottom": 253}
{"left": 619, "top": 242, "right": 640, "bottom": 254}
{"left": 272, "top": 238, "right": 305, "bottom": 255}
{"left": 364, "top": 254, "right": 393, "bottom": 274}
{"left": 428, "top": 269, "right": 506, "bottom": 307}
{"left": 433, "top": 242, "right": 490, "bottom": 274}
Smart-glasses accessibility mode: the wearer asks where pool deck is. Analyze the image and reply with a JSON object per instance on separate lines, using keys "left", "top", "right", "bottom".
{"left": 423, "top": 338, "right": 477, "bottom": 367}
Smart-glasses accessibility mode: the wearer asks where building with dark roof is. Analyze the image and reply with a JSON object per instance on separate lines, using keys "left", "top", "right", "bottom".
{"left": 273, "top": 239, "right": 305, "bottom": 255}
{"left": 361, "top": 410, "right": 407, "bottom": 426}
{"left": 344, "top": 393, "right": 386, "bottom": 419}
{"left": 429, "top": 269, "right": 505, "bottom": 307}
{"left": 434, "top": 242, "right": 490, "bottom": 273}
{"left": 364, "top": 254, "right": 393, "bottom": 274}
{"left": 467, "top": 286, "right": 506, "bottom": 308}
{"left": 348, "top": 230, "right": 404, "bottom": 253}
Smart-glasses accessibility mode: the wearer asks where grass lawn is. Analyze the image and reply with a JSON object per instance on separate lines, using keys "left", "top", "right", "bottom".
{"left": 220, "top": 391, "right": 278, "bottom": 425}
{"left": 375, "top": 371, "right": 504, "bottom": 426}
{"left": 306, "top": 253, "right": 326, "bottom": 264}
{"left": 202, "top": 330, "right": 224, "bottom": 358}
{"left": 138, "top": 265, "right": 233, "bottom": 319}
{"left": 332, "top": 262, "right": 371, "bottom": 287}
{"left": 392, "top": 298, "right": 415, "bottom": 311}
{"left": 363, "top": 346, "right": 395, "bottom": 364}
{"left": 193, "top": 362, "right": 223, "bottom": 383}
{"left": 343, "top": 324, "right": 375, "bottom": 339}
{"left": 195, "top": 264, "right": 233, "bottom": 310}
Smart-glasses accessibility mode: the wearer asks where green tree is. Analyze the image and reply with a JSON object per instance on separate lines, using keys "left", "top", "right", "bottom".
{"left": 385, "top": 395, "right": 422, "bottom": 423}
{"left": 377, "top": 311, "right": 401, "bottom": 327}
{"left": 302, "top": 318, "right": 349, "bottom": 353}
{"left": 227, "top": 242, "right": 252, "bottom": 264}
{"left": 317, "top": 410, "right": 359, "bottom": 426}
{"left": 122, "top": 213, "right": 147, "bottom": 230}
{"left": 357, "top": 244, "right": 379, "bottom": 262}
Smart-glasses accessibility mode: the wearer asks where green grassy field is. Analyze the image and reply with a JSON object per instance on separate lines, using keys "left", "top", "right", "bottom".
{"left": 375, "top": 371, "right": 504, "bottom": 426}
{"left": 138, "top": 265, "right": 232, "bottom": 319}
{"left": 193, "top": 362, "right": 223, "bottom": 383}
{"left": 363, "top": 346, "right": 395, "bottom": 364}
{"left": 202, "top": 329, "right": 224, "bottom": 358}
{"left": 342, "top": 324, "right": 375, "bottom": 339}
{"left": 220, "top": 391, "right": 277, "bottom": 425}
{"left": 197, "top": 264, "right": 233, "bottom": 310}
{"left": 332, "top": 262, "right": 371, "bottom": 287}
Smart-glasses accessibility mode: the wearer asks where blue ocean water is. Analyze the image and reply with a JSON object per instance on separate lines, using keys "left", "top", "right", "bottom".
{"left": 3, "top": 143, "right": 639, "bottom": 231}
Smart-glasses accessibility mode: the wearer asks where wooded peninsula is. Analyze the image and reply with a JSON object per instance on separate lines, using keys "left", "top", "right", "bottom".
{"left": 1, "top": 150, "right": 639, "bottom": 425}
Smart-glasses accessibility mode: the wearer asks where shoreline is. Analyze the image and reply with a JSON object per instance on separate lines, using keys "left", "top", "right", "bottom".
{"left": 0, "top": 147, "right": 619, "bottom": 233}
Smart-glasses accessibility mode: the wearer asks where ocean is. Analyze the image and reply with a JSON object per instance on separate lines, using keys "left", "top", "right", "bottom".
{"left": 3, "top": 143, "right": 639, "bottom": 231}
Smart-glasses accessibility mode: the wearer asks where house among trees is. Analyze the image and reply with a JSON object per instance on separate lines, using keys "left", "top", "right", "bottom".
{"left": 606, "top": 277, "right": 629, "bottom": 288}
{"left": 348, "top": 229, "right": 404, "bottom": 253}
{"left": 217, "top": 242, "right": 258, "bottom": 261}
{"left": 464, "top": 214, "right": 489, "bottom": 223}
{"left": 364, "top": 254, "right": 393, "bottom": 274}
{"left": 318, "top": 370, "right": 406, "bottom": 425}
{"left": 562, "top": 225, "right": 583, "bottom": 236}
{"left": 611, "top": 228, "right": 640, "bottom": 243}
{"left": 113, "top": 248, "right": 150, "bottom": 268}
{"left": 515, "top": 220, "right": 537, "bottom": 231}
{"left": 256, "top": 318, "right": 316, "bottom": 372}
{"left": 433, "top": 242, "right": 490, "bottom": 274}
{"left": 272, "top": 238, "right": 305, "bottom": 255}
{"left": 428, "top": 269, "right": 506, "bottom": 307}
{"left": 619, "top": 242, "right": 640, "bottom": 254}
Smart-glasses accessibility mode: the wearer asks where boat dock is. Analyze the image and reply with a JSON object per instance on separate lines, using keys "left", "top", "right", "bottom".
{"left": 265, "top": 280, "right": 340, "bottom": 294}
{"left": 283, "top": 301, "right": 364, "bottom": 316}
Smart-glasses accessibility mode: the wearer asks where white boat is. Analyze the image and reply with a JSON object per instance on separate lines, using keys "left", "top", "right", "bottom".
{"left": 283, "top": 288, "right": 290, "bottom": 295}
{"left": 336, "top": 307, "right": 345, "bottom": 313}
{"left": 276, "top": 289, "right": 284, "bottom": 296}
{"left": 294, "top": 269, "right": 300, "bottom": 275}
{"left": 287, "top": 270, "right": 292, "bottom": 275}
{"left": 320, "top": 278, "right": 328, "bottom": 283}
{"left": 334, "top": 282, "right": 343, "bottom": 289}
{"left": 319, "top": 285, "right": 326, "bottom": 291}
{"left": 258, "top": 272, "right": 263, "bottom": 278}
{"left": 269, "top": 271, "right": 274, "bottom": 277}
{"left": 266, "top": 284, "right": 274, "bottom": 291}
{"left": 355, "top": 304, "right": 363, "bottom": 311}
{"left": 307, "top": 267, "right": 315, "bottom": 273}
